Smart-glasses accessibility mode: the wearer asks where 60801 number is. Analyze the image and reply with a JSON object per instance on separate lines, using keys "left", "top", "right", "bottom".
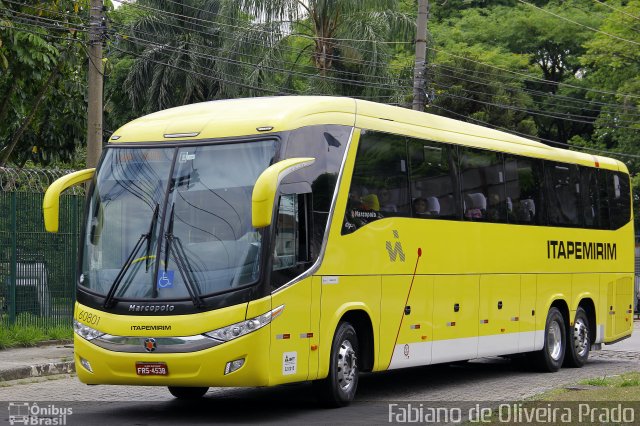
{"left": 77, "top": 309, "right": 101, "bottom": 326}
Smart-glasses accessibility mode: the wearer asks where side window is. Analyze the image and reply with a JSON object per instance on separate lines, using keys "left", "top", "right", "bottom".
{"left": 459, "top": 147, "right": 505, "bottom": 222}
{"left": 283, "top": 124, "right": 350, "bottom": 260}
{"left": 271, "top": 194, "right": 310, "bottom": 288}
{"left": 580, "top": 167, "right": 600, "bottom": 229}
{"left": 408, "top": 138, "right": 459, "bottom": 219}
{"left": 504, "top": 156, "right": 545, "bottom": 225}
{"left": 609, "top": 171, "right": 631, "bottom": 230}
{"left": 597, "top": 170, "right": 611, "bottom": 230}
{"left": 545, "top": 162, "right": 581, "bottom": 227}
{"left": 343, "top": 131, "right": 409, "bottom": 234}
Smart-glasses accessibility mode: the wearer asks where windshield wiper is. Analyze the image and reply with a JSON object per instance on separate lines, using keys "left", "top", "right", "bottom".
{"left": 163, "top": 204, "right": 204, "bottom": 308}
{"left": 103, "top": 203, "right": 160, "bottom": 308}
{"left": 145, "top": 204, "right": 160, "bottom": 272}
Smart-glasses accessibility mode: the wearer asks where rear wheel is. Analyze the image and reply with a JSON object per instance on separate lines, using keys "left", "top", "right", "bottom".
{"left": 167, "top": 386, "right": 209, "bottom": 399}
{"left": 564, "top": 307, "right": 590, "bottom": 368}
{"left": 530, "top": 307, "right": 566, "bottom": 372}
{"left": 314, "top": 321, "right": 359, "bottom": 407}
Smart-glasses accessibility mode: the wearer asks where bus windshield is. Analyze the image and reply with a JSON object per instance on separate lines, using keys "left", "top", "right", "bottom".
{"left": 80, "top": 140, "right": 278, "bottom": 302}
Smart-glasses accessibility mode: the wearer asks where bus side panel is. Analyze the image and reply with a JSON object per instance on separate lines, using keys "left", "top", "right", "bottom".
{"left": 269, "top": 278, "right": 312, "bottom": 385}
{"left": 615, "top": 275, "right": 634, "bottom": 336}
{"left": 602, "top": 273, "right": 633, "bottom": 342}
{"left": 431, "top": 275, "right": 479, "bottom": 364}
{"left": 534, "top": 274, "right": 571, "bottom": 349}
{"left": 317, "top": 275, "right": 381, "bottom": 378}
{"left": 308, "top": 275, "right": 322, "bottom": 380}
{"left": 386, "top": 275, "right": 433, "bottom": 369}
{"left": 569, "top": 273, "right": 599, "bottom": 324}
{"left": 478, "top": 274, "right": 520, "bottom": 357}
{"left": 519, "top": 274, "right": 538, "bottom": 352}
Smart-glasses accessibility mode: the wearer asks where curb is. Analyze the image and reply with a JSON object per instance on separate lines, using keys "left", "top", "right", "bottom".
{"left": 34, "top": 340, "right": 73, "bottom": 348}
{"left": 0, "top": 361, "right": 75, "bottom": 382}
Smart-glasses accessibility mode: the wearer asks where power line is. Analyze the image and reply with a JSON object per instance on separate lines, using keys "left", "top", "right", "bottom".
{"left": 111, "top": 24, "right": 640, "bottom": 128}
{"left": 109, "top": 42, "right": 294, "bottom": 96}
{"left": 429, "top": 45, "right": 640, "bottom": 100}
{"left": 0, "top": 22, "right": 88, "bottom": 42}
{"left": 109, "top": 10, "right": 640, "bottom": 119}
{"left": 517, "top": 0, "right": 640, "bottom": 46}
{"left": 429, "top": 103, "right": 640, "bottom": 159}
{"left": 109, "top": 0, "right": 640, "bottom": 105}
{"left": 433, "top": 62, "right": 640, "bottom": 114}
{"left": 594, "top": 0, "right": 640, "bottom": 22}
{"left": 112, "top": 29, "right": 407, "bottom": 95}
{"left": 431, "top": 68, "right": 640, "bottom": 122}
{"left": 110, "top": 0, "right": 412, "bottom": 74}
{"left": 112, "top": 0, "right": 415, "bottom": 45}
{"left": 1, "top": 9, "right": 89, "bottom": 32}
{"left": 2, "top": 0, "right": 90, "bottom": 24}
{"left": 109, "top": 20, "right": 404, "bottom": 86}
{"left": 435, "top": 90, "right": 640, "bottom": 130}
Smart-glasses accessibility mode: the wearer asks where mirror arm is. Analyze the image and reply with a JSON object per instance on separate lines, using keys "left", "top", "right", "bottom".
{"left": 252, "top": 158, "right": 315, "bottom": 228}
{"left": 43, "top": 168, "right": 95, "bottom": 232}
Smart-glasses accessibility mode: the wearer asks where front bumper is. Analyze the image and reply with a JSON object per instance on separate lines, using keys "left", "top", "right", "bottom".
{"left": 74, "top": 325, "right": 271, "bottom": 387}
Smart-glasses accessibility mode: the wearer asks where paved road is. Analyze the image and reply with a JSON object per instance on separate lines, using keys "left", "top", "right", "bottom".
{"left": 2, "top": 325, "right": 640, "bottom": 425}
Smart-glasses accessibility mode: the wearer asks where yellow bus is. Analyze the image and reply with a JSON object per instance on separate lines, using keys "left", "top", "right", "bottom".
{"left": 44, "top": 96, "right": 634, "bottom": 406}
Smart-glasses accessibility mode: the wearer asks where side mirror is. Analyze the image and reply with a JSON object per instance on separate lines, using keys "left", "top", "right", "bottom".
{"left": 43, "top": 168, "right": 95, "bottom": 232}
{"left": 252, "top": 158, "right": 315, "bottom": 228}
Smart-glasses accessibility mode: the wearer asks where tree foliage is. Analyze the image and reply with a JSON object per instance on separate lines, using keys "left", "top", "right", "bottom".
{"left": 0, "top": 0, "right": 87, "bottom": 167}
{"left": 116, "top": 0, "right": 224, "bottom": 115}
{"left": 2, "top": 0, "right": 639, "bottom": 198}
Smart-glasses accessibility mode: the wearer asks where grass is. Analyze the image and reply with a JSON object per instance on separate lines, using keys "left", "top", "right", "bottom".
{"left": 580, "top": 377, "right": 610, "bottom": 387}
{"left": 0, "top": 313, "right": 72, "bottom": 349}
{"left": 473, "top": 373, "right": 640, "bottom": 425}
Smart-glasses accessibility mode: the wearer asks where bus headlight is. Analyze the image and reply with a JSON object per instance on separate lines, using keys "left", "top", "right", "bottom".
{"left": 73, "top": 319, "right": 105, "bottom": 341}
{"left": 204, "top": 305, "right": 284, "bottom": 342}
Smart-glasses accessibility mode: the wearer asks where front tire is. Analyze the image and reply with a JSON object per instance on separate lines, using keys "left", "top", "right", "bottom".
{"left": 564, "top": 307, "right": 590, "bottom": 368}
{"left": 530, "top": 307, "right": 566, "bottom": 372}
{"left": 314, "top": 321, "right": 359, "bottom": 407}
{"left": 168, "top": 386, "right": 209, "bottom": 399}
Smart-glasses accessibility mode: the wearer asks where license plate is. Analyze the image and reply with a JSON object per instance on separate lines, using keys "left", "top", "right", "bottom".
{"left": 136, "top": 362, "right": 169, "bottom": 376}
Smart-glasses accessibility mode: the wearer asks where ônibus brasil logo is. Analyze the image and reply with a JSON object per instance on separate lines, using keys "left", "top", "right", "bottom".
{"left": 8, "top": 402, "right": 73, "bottom": 425}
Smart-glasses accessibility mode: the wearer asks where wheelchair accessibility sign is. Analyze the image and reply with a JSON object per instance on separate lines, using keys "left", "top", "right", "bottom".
{"left": 157, "top": 270, "right": 174, "bottom": 289}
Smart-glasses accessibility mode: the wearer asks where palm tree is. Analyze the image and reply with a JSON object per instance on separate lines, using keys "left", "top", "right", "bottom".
{"left": 218, "top": 0, "right": 414, "bottom": 101}
{"left": 119, "top": 0, "right": 224, "bottom": 114}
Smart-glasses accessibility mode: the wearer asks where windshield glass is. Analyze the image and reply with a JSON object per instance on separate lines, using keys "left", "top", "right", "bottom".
{"left": 80, "top": 141, "right": 277, "bottom": 301}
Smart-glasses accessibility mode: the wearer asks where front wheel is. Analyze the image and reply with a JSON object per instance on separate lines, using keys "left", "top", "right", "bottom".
{"left": 529, "top": 307, "right": 566, "bottom": 372}
{"left": 167, "top": 386, "right": 209, "bottom": 399}
{"left": 564, "top": 307, "right": 590, "bottom": 368}
{"left": 314, "top": 321, "right": 359, "bottom": 407}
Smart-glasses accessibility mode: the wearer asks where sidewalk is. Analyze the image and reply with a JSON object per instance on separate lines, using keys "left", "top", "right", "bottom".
{"left": 0, "top": 341, "right": 74, "bottom": 382}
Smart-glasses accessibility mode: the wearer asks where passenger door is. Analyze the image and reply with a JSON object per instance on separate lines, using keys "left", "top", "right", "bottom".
{"left": 268, "top": 194, "right": 313, "bottom": 384}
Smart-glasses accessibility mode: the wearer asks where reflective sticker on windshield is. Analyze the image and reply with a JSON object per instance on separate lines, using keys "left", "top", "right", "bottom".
{"left": 179, "top": 152, "right": 196, "bottom": 163}
{"left": 157, "top": 270, "right": 175, "bottom": 289}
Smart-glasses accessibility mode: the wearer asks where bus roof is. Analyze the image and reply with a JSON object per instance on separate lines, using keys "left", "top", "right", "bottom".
{"left": 110, "top": 96, "right": 625, "bottom": 173}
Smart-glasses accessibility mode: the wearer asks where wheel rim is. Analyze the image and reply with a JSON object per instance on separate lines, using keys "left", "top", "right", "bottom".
{"left": 547, "top": 320, "right": 563, "bottom": 361}
{"left": 336, "top": 339, "right": 357, "bottom": 392}
{"left": 573, "top": 318, "right": 589, "bottom": 358}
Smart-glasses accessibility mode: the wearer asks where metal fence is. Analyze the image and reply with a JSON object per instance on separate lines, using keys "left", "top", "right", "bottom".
{"left": 0, "top": 167, "right": 84, "bottom": 328}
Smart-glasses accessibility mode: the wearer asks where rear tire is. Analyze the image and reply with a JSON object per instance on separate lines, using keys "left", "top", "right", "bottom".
{"left": 563, "top": 307, "right": 590, "bottom": 368}
{"left": 168, "top": 386, "right": 209, "bottom": 399}
{"left": 530, "top": 307, "right": 566, "bottom": 372}
{"left": 314, "top": 321, "right": 359, "bottom": 407}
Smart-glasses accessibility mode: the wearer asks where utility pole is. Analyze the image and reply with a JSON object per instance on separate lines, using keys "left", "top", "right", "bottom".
{"left": 412, "top": 0, "right": 429, "bottom": 111}
{"left": 87, "top": 0, "right": 104, "bottom": 168}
